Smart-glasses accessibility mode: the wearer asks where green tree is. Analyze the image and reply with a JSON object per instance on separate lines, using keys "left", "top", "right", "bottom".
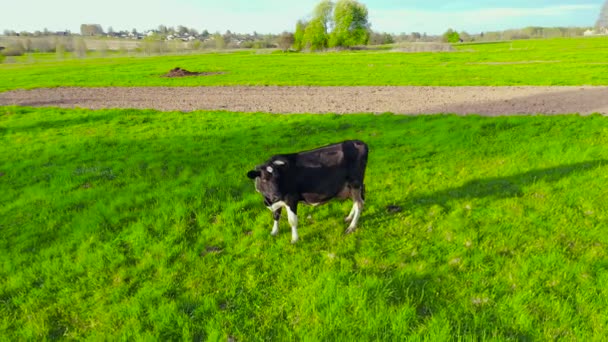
{"left": 301, "top": 0, "right": 334, "bottom": 50}
{"left": 313, "top": 0, "right": 334, "bottom": 32}
{"left": 442, "top": 28, "right": 461, "bottom": 43}
{"left": 296, "top": 0, "right": 373, "bottom": 51}
{"left": 293, "top": 20, "right": 307, "bottom": 51}
{"left": 329, "top": 0, "right": 370, "bottom": 47}
{"left": 304, "top": 18, "right": 329, "bottom": 50}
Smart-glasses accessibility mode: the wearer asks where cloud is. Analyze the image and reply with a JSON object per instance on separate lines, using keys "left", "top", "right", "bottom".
{"left": 479, "top": 5, "right": 597, "bottom": 17}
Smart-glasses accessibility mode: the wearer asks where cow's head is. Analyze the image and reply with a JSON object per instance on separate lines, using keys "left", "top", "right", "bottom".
{"left": 247, "top": 158, "right": 288, "bottom": 204}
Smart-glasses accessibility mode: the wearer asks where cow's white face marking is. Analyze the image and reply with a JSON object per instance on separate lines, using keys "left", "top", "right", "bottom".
{"left": 273, "top": 160, "right": 286, "bottom": 166}
{"left": 266, "top": 166, "right": 274, "bottom": 173}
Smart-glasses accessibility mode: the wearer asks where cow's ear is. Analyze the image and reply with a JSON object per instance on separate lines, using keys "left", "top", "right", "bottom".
{"left": 247, "top": 170, "right": 261, "bottom": 179}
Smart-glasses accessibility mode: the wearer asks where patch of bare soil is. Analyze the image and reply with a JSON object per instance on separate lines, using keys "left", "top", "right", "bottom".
{"left": 162, "top": 67, "right": 225, "bottom": 77}
{"left": 1, "top": 86, "right": 608, "bottom": 115}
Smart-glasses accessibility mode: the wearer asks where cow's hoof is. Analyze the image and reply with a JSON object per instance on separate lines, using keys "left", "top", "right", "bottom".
{"left": 345, "top": 227, "right": 356, "bottom": 234}
{"left": 271, "top": 230, "right": 279, "bottom": 236}
{"left": 344, "top": 216, "right": 353, "bottom": 223}
{"left": 291, "top": 237, "right": 299, "bottom": 244}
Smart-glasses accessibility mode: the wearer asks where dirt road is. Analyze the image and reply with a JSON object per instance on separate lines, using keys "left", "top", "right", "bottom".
{"left": 2, "top": 86, "right": 608, "bottom": 115}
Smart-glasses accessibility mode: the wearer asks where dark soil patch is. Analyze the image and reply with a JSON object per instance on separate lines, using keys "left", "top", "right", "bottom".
{"left": 387, "top": 205, "right": 403, "bottom": 213}
{"left": 162, "top": 67, "right": 226, "bottom": 78}
{"left": 201, "top": 246, "right": 223, "bottom": 256}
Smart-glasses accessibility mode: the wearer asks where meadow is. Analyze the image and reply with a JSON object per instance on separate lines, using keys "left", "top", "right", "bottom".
{"left": 1, "top": 37, "right": 608, "bottom": 91}
{"left": 2, "top": 106, "right": 608, "bottom": 340}
{"left": 3, "top": 36, "right": 608, "bottom": 340}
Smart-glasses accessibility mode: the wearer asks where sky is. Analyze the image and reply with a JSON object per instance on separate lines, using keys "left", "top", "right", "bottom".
{"left": 3, "top": 0, "right": 605, "bottom": 35}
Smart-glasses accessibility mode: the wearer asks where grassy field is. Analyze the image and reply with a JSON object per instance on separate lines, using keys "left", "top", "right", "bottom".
{"left": 1, "top": 37, "right": 608, "bottom": 91}
{"left": 2, "top": 106, "right": 608, "bottom": 339}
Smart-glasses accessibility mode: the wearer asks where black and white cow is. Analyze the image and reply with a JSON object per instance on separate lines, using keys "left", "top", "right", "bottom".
{"left": 247, "top": 140, "right": 369, "bottom": 243}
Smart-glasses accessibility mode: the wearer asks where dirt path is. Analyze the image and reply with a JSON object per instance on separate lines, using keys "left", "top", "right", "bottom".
{"left": 2, "top": 86, "right": 608, "bottom": 115}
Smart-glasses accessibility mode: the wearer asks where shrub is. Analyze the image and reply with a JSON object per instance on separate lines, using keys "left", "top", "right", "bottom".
{"left": 30, "top": 38, "right": 54, "bottom": 52}
{"left": 369, "top": 32, "right": 395, "bottom": 45}
{"left": 1, "top": 42, "right": 25, "bottom": 56}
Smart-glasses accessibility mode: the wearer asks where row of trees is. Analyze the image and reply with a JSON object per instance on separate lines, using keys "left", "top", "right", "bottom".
{"left": 293, "top": 0, "right": 371, "bottom": 51}
{"left": 440, "top": 26, "right": 591, "bottom": 43}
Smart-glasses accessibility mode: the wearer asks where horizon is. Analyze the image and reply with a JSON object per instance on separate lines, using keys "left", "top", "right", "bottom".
{"left": 2, "top": 1, "right": 604, "bottom": 35}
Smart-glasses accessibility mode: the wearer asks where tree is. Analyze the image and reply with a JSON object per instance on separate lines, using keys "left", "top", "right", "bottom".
{"left": 369, "top": 32, "right": 394, "bottom": 45}
{"left": 177, "top": 25, "right": 189, "bottom": 35}
{"left": 213, "top": 33, "right": 226, "bottom": 49}
{"left": 459, "top": 31, "right": 471, "bottom": 42}
{"left": 302, "top": 0, "right": 334, "bottom": 50}
{"left": 294, "top": 0, "right": 373, "bottom": 50}
{"left": 442, "top": 28, "right": 460, "bottom": 43}
{"left": 313, "top": 0, "right": 334, "bottom": 33}
{"left": 304, "top": 18, "right": 329, "bottom": 50}
{"left": 80, "top": 24, "right": 104, "bottom": 36}
{"left": 329, "top": 0, "right": 370, "bottom": 47}
{"left": 277, "top": 31, "right": 295, "bottom": 51}
{"left": 293, "top": 20, "right": 307, "bottom": 51}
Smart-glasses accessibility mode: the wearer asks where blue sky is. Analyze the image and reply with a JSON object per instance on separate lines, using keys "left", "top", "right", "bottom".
{"left": 3, "top": 0, "right": 604, "bottom": 35}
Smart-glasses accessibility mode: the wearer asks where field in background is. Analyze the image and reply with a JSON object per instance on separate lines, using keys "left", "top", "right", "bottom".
{"left": 1, "top": 37, "right": 608, "bottom": 91}
{"left": 2, "top": 106, "right": 608, "bottom": 339}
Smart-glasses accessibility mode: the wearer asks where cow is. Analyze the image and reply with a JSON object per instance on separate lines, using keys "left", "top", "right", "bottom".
{"left": 246, "top": 140, "right": 369, "bottom": 243}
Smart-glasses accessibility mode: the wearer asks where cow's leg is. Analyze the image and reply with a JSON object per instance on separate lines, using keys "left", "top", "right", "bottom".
{"left": 286, "top": 201, "right": 299, "bottom": 243}
{"left": 271, "top": 208, "right": 282, "bottom": 236}
{"left": 346, "top": 186, "right": 364, "bottom": 234}
{"left": 345, "top": 204, "right": 356, "bottom": 222}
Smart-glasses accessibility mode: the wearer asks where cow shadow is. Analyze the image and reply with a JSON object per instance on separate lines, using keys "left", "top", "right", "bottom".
{"left": 367, "top": 159, "right": 608, "bottom": 224}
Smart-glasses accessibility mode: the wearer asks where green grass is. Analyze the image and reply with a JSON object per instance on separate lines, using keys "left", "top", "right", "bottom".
{"left": 2, "top": 106, "right": 608, "bottom": 339}
{"left": 2, "top": 37, "right": 608, "bottom": 91}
